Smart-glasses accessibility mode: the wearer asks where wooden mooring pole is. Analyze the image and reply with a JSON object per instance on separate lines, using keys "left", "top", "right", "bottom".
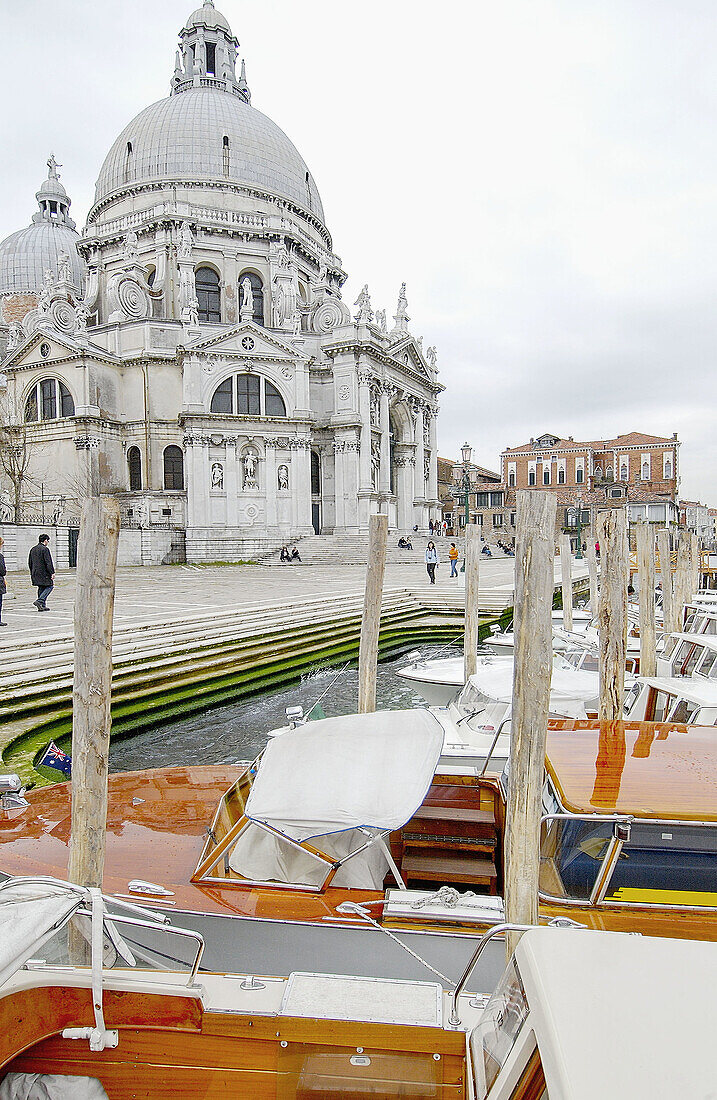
{"left": 586, "top": 540, "right": 599, "bottom": 615}
{"left": 560, "top": 533, "right": 573, "bottom": 632}
{"left": 505, "top": 490, "right": 556, "bottom": 957}
{"left": 358, "top": 513, "right": 388, "bottom": 713}
{"left": 690, "top": 533, "right": 700, "bottom": 601}
{"left": 464, "top": 525, "right": 481, "bottom": 683}
{"left": 673, "top": 533, "right": 691, "bottom": 633}
{"left": 597, "top": 508, "right": 628, "bottom": 721}
{"left": 635, "top": 521, "right": 657, "bottom": 678}
{"left": 68, "top": 497, "right": 120, "bottom": 893}
{"left": 657, "top": 528, "right": 676, "bottom": 633}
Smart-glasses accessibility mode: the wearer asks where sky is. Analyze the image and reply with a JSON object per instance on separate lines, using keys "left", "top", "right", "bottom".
{"left": 2, "top": 0, "right": 716, "bottom": 503}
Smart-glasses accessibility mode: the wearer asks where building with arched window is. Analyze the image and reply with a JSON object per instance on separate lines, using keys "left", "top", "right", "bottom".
{"left": 0, "top": 2, "right": 442, "bottom": 561}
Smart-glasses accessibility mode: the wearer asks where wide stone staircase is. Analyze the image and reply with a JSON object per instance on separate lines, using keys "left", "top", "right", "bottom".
{"left": 256, "top": 534, "right": 501, "bottom": 567}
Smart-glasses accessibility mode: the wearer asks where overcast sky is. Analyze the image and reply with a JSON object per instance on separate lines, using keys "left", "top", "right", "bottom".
{"left": 3, "top": 0, "right": 716, "bottom": 503}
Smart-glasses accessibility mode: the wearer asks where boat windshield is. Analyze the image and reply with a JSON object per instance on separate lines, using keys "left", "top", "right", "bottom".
{"left": 539, "top": 817, "right": 717, "bottom": 907}
{"left": 457, "top": 682, "right": 493, "bottom": 721}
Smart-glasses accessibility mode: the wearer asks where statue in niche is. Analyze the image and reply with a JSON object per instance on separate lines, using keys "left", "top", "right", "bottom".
{"left": 243, "top": 451, "right": 258, "bottom": 489}
{"left": 370, "top": 390, "right": 380, "bottom": 428}
{"left": 240, "top": 276, "right": 254, "bottom": 316}
{"left": 211, "top": 462, "right": 224, "bottom": 489}
{"left": 178, "top": 222, "right": 194, "bottom": 259}
{"left": 123, "top": 229, "right": 139, "bottom": 262}
{"left": 371, "top": 441, "right": 381, "bottom": 491}
{"left": 278, "top": 464, "right": 289, "bottom": 491}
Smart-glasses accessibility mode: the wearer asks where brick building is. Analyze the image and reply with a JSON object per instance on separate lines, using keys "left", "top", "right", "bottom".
{"left": 500, "top": 431, "right": 680, "bottom": 545}
{"left": 439, "top": 454, "right": 508, "bottom": 539}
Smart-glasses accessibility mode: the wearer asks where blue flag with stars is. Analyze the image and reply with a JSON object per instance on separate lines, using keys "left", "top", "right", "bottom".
{"left": 38, "top": 741, "right": 72, "bottom": 778}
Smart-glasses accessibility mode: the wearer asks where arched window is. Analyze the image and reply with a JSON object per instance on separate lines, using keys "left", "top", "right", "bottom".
{"left": 528, "top": 470, "right": 536, "bottom": 486}
{"left": 508, "top": 472, "right": 515, "bottom": 487}
{"left": 664, "top": 459, "right": 673, "bottom": 479}
{"left": 24, "top": 378, "right": 74, "bottom": 422}
{"left": 195, "top": 266, "right": 221, "bottom": 323}
{"left": 620, "top": 464, "right": 629, "bottom": 481}
{"left": 127, "top": 446, "right": 142, "bottom": 491}
{"left": 642, "top": 461, "right": 650, "bottom": 480}
{"left": 605, "top": 465, "right": 613, "bottom": 481}
{"left": 210, "top": 374, "right": 287, "bottom": 417}
{"left": 222, "top": 133, "right": 229, "bottom": 177}
{"left": 163, "top": 445, "right": 184, "bottom": 490}
{"left": 238, "top": 271, "right": 264, "bottom": 326}
{"left": 576, "top": 466, "right": 584, "bottom": 484}
{"left": 558, "top": 468, "right": 565, "bottom": 484}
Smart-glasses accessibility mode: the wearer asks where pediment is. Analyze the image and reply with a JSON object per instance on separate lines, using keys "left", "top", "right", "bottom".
{"left": 388, "top": 336, "right": 431, "bottom": 379}
{"left": 185, "top": 322, "right": 300, "bottom": 362}
{"left": 1, "top": 329, "right": 115, "bottom": 372}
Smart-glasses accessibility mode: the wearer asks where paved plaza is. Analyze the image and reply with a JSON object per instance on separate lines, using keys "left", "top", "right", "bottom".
{"left": 1, "top": 558, "right": 519, "bottom": 643}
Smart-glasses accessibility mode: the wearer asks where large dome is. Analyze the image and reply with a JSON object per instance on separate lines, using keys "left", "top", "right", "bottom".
{"left": 0, "top": 221, "right": 82, "bottom": 296}
{"left": 0, "top": 158, "right": 82, "bottom": 297}
{"left": 93, "top": 88, "right": 325, "bottom": 223}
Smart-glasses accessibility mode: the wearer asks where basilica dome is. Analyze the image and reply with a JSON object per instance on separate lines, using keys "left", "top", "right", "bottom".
{"left": 0, "top": 158, "right": 82, "bottom": 297}
{"left": 93, "top": 88, "right": 325, "bottom": 222}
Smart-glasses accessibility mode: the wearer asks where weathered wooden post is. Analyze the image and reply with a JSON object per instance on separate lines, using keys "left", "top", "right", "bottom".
{"left": 358, "top": 513, "right": 388, "bottom": 713}
{"left": 586, "top": 541, "right": 599, "bottom": 615}
{"left": 505, "top": 490, "right": 556, "bottom": 956}
{"left": 68, "top": 497, "right": 120, "bottom": 959}
{"left": 635, "top": 521, "right": 656, "bottom": 677}
{"left": 690, "top": 533, "right": 701, "bottom": 600}
{"left": 559, "top": 533, "right": 573, "bottom": 632}
{"left": 673, "top": 533, "right": 691, "bottom": 632}
{"left": 463, "top": 525, "right": 481, "bottom": 682}
{"left": 657, "top": 528, "right": 676, "bottom": 633}
{"left": 597, "top": 508, "right": 628, "bottom": 720}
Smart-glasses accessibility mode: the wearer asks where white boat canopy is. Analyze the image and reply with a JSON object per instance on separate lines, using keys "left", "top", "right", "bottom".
{"left": 229, "top": 710, "right": 444, "bottom": 890}
{"left": 245, "top": 709, "right": 444, "bottom": 841}
{"left": 463, "top": 667, "right": 599, "bottom": 718}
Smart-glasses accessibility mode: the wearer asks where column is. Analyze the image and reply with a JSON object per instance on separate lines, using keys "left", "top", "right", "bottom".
{"left": 294, "top": 440, "right": 313, "bottom": 532}
{"left": 427, "top": 407, "right": 438, "bottom": 502}
{"left": 225, "top": 438, "right": 239, "bottom": 528}
{"left": 414, "top": 405, "right": 425, "bottom": 505}
{"left": 397, "top": 454, "right": 414, "bottom": 531}
{"left": 343, "top": 440, "right": 360, "bottom": 531}
{"left": 265, "top": 439, "right": 277, "bottom": 530}
{"left": 379, "top": 383, "right": 391, "bottom": 495}
{"left": 185, "top": 436, "right": 209, "bottom": 528}
{"left": 334, "top": 442, "right": 346, "bottom": 530}
{"left": 358, "top": 372, "right": 372, "bottom": 491}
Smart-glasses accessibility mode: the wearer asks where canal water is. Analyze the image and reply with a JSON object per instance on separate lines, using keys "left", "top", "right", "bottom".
{"left": 108, "top": 644, "right": 460, "bottom": 774}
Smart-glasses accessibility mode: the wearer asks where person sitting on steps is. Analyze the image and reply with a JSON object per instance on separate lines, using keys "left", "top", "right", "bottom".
{"left": 279, "top": 545, "right": 290, "bottom": 562}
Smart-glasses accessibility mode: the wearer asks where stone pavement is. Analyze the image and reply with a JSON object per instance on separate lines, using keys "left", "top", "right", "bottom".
{"left": 1, "top": 558, "right": 520, "bottom": 643}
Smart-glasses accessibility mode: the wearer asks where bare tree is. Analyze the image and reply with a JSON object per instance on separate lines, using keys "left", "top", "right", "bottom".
{"left": 0, "top": 395, "right": 35, "bottom": 523}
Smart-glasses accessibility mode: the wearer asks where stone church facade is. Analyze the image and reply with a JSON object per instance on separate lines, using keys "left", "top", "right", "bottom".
{"left": 0, "top": 1, "right": 442, "bottom": 561}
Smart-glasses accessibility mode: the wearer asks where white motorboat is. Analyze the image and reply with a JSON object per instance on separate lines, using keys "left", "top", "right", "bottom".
{"left": 623, "top": 674, "right": 717, "bottom": 725}
{"left": 483, "top": 610, "right": 592, "bottom": 655}
{"left": 398, "top": 646, "right": 599, "bottom": 708}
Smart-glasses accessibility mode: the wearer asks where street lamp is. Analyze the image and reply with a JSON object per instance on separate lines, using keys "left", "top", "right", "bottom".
{"left": 460, "top": 442, "right": 472, "bottom": 530}
{"left": 575, "top": 496, "right": 583, "bottom": 559}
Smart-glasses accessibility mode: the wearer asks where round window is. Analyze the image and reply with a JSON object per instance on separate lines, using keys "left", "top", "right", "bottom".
{"left": 40, "top": 342, "right": 51, "bottom": 359}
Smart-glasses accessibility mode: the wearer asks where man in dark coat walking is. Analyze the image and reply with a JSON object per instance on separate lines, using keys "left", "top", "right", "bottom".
{"left": 28, "top": 534, "right": 54, "bottom": 611}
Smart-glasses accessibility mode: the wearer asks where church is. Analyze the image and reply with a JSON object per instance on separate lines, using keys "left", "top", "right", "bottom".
{"left": 0, "top": 2, "right": 443, "bottom": 563}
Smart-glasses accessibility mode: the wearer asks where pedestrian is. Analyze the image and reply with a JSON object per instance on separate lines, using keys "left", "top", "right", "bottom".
{"left": 448, "top": 541, "right": 459, "bottom": 578}
{"left": 28, "top": 533, "right": 54, "bottom": 611}
{"left": 595, "top": 540, "right": 600, "bottom": 559}
{"left": 425, "top": 540, "right": 438, "bottom": 584}
{"left": 429, "top": 519, "right": 434, "bottom": 536}
{"left": 0, "top": 537, "right": 6, "bottom": 625}
{"left": 442, "top": 519, "right": 448, "bottom": 537}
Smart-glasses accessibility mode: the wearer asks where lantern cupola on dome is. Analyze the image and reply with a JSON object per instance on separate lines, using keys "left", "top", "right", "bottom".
{"left": 172, "top": 0, "right": 250, "bottom": 103}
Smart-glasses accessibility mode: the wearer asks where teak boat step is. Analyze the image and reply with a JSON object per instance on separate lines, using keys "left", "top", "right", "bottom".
{"left": 401, "top": 852, "right": 498, "bottom": 892}
{"left": 402, "top": 833, "right": 496, "bottom": 855}
{"left": 404, "top": 804, "right": 497, "bottom": 841}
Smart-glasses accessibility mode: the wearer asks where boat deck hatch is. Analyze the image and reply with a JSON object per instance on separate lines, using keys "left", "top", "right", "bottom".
{"left": 281, "top": 972, "right": 442, "bottom": 1027}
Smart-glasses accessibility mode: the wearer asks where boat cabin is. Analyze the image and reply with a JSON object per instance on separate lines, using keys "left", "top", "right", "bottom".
{"left": 656, "top": 631, "right": 717, "bottom": 678}
{"left": 622, "top": 675, "right": 717, "bottom": 725}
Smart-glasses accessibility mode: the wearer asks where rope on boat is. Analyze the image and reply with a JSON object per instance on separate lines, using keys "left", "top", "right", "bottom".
{"left": 335, "top": 901, "right": 456, "bottom": 987}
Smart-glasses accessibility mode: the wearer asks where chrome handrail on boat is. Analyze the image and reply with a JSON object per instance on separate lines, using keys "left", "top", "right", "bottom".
{"left": 448, "top": 922, "right": 533, "bottom": 1026}
{"left": 479, "top": 717, "right": 513, "bottom": 777}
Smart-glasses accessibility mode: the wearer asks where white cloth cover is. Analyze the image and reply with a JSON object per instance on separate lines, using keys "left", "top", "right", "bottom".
{"left": 0, "top": 881, "right": 85, "bottom": 988}
{"left": 244, "top": 709, "right": 444, "bottom": 841}
{"left": 229, "top": 822, "right": 389, "bottom": 888}
{"left": 0, "top": 1074, "right": 108, "bottom": 1100}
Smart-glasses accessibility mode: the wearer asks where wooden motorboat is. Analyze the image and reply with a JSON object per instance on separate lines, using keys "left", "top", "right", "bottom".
{"left": 1, "top": 877, "right": 714, "bottom": 1099}
{"left": 0, "top": 715, "right": 715, "bottom": 973}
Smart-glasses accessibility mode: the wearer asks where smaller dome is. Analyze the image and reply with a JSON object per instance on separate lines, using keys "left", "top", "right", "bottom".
{"left": 37, "top": 176, "right": 68, "bottom": 199}
{"left": 184, "top": 1, "right": 231, "bottom": 32}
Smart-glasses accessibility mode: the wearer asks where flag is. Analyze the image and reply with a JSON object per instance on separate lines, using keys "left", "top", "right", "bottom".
{"left": 38, "top": 741, "right": 72, "bottom": 778}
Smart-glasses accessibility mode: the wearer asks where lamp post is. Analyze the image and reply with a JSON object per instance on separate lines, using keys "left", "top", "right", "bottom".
{"left": 460, "top": 441, "right": 472, "bottom": 531}
{"left": 575, "top": 496, "right": 583, "bottom": 559}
